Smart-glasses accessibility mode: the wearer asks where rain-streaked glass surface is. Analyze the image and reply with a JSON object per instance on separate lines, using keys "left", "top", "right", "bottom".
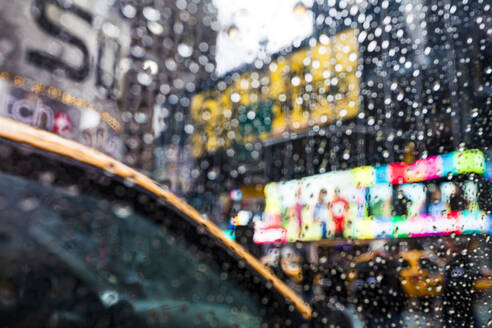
{"left": 0, "top": 0, "right": 490, "bottom": 327}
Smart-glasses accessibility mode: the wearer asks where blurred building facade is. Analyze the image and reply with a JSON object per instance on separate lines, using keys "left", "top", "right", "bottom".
{"left": 156, "top": 0, "right": 491, "bottom": 222}
{"left": 117, "top": 0, "right": 218, "bottom": 174}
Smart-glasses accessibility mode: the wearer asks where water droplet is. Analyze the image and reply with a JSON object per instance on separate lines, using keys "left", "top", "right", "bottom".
{"left": 177, "top": 43, "right": 193, "bottom": 58}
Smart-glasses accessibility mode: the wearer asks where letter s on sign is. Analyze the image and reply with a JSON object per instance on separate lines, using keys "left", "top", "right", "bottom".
{"left": 27, "top": 0, "right": 92, "bottom": 82}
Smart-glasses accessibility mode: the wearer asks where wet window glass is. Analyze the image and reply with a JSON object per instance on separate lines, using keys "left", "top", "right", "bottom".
{"left": 0, "top": 0, "right": 490, "bottom": 327}
{"left": 0, "top": 170, "right": 266, "bottom": 327}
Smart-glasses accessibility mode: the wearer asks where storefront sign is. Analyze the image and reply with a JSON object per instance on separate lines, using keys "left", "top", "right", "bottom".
{"left": 190, "top": 29, "right": 359, "bottom": 157}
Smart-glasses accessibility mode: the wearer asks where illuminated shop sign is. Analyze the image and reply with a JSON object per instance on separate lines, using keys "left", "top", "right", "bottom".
{"left": 254, "top": 227, "right": 287, "bottom": 245}
{"left": 254, "top": 150, "right": 492, "bottom": 244}
{"left": 0, "top": 1, "right": 129, "bottom": 160}
{"left": 0, "top": 73, "right": 123, "bottom": 159}
{"left": 190, "top": 29, "right": 359, "bottom": 157}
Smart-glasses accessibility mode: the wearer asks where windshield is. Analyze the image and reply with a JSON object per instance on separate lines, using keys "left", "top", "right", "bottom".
{"left": 0, "top": 169, "right": 263, "bottom": 327}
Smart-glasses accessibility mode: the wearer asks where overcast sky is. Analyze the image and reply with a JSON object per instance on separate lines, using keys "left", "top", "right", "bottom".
{"left": 213, "top": 0, "right": 314, "bottom": 76}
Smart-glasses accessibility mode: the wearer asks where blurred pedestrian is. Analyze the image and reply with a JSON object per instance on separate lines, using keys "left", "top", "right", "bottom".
{"left": 300, "top": 255, "right": 318, "bottom": 303}
{"left": 442, "top": 238, "right": 480, "bottom": 328}
{"left": 318, "top": 261, "right": 348, "bottom": 306}
{"left": 354, "top": 242, "right": 407, "bottom": 328}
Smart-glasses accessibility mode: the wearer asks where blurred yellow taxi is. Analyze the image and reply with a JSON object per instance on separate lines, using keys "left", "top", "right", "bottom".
{"left": 398, "top": 250, "right": 443, "bottom": 298}
{"left": 347, "top": 249, "right": 443, "bottom": 298}
{"left": 475, "top": 267, "right": 492, "bottom": 292}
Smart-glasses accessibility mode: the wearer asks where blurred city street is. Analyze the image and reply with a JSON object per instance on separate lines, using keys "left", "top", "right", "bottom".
{"left": 0, "top": 0, "right": 490, "bottom": 327}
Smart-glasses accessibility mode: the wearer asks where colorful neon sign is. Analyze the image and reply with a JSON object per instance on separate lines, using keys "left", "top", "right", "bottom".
{"left": 254, "top": 150, "right": 492, "bottom": 244}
